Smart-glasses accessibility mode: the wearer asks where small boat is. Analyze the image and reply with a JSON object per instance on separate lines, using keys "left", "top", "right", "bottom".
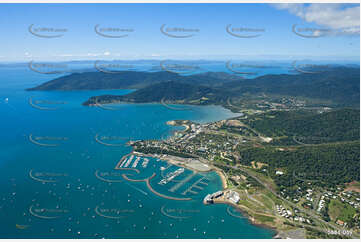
{"left": 16, "top": 224, "right": 29, "bottom": 230}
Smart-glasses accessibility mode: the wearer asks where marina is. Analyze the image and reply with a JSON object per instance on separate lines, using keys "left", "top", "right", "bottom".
{"left": 182, "top": 176, "right": 209, "bottom": 196}
{"left": 132, "top": 157, "right": 141, "bottom": 168}
{"left": 124, "top": 155, "right": 134, "bottom": 168}
{"left": 159, "top": 168, "right": 185, "bottom": 185}
{"left": 121, "top": 173, "right": 192, "bottom": 201}
{"left": 142, "top": 158, "right": 149, "bottom": 168}
{"left": 118, "top": 157, "right": 129, "bottom": 168}
{"left": 169, "top": 172, "right": 197, "bottom": 193}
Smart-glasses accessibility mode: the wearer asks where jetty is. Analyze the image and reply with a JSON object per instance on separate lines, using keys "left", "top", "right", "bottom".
{"left": 182, "top": 176, "right": 208, "bottom": 196}
{"left": 124, "top": 155, "right": 134, "bottom": 168}
{"left": 169, "top": 172, "right": 196, "bottom": 193}
{"left": 118, "top": 158, "right": 128, "bottom": 168}
{"left": 159, "top": 168, "right": 184, "bottom": 185}
{"left": 115, "top": 154, "right": 131, "bottom": 169}
{"left": 142, "top": 158, "right": 149, "bottom": 168}
{"left": 132, "top": 157, "right": 140, "bottom": 168}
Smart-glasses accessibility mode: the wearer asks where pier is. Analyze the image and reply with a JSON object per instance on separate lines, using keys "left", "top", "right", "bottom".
{"left": 159, "top": 168, "right": 184, "bottom": 185}
{"left": 169, "top": 172, "right": 196, "bottom": 193}
{"left": 132, "top": 157, "right": 140, "bottom": 168}
{"left": 114, "top": 154, "right": 140, "bottom": 173}
{"left": 115, "top": 154, "right": 131, "bottom": 169}
{"left": 124, "top": 155, "right": 134, "bottom": 168}
{"left": 141, "top": 158, "right": 149, "bottom": 168}
{"left": 147, "top": 175, "right": 191, "bottom": 201}
{"left": 119, "top": 158, "right": 128, "bottom": 168}
{"left": 182, "top": 176, "right": 208, "bottom": 196}
{"left": 160, "top": 164, "right": 172, "bottom": 177}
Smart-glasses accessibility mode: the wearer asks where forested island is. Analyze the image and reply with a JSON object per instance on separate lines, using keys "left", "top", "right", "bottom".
{"left": 26, "top": 67, "right": 360, "bottom": 108}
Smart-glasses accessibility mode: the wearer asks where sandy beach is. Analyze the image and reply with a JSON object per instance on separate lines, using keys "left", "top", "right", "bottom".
{"left": 215, "top": 169, "right": 228, "bottom": 189}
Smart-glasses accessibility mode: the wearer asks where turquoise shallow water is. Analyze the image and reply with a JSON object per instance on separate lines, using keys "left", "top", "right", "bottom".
{"left": 0, "top": 67, "right": 275, "bottom": 238}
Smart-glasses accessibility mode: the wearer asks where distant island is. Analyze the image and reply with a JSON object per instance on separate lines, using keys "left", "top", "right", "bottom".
{"left": 26, "top": 67, "right": 360, "bottom": 109}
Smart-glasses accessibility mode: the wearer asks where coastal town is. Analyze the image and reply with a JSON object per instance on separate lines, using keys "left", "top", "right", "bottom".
{"left": 128, "top": 108, "right": 360, "bottom": 239}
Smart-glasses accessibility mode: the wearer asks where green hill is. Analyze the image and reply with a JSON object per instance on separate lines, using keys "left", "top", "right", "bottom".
{"left": 27, "top": 66, "right": 360, "bottom": 107}
{"left": 244, "top": 109, "right": 360, "bottom": 144}
{"left": 83, "top": 81, "right": 230, "bottom": 106}
{"left": 26, "top": 71, "right": 242, "bottom": 91}
{"left": 237, "top": 141, "right": 360, "bottom": 188}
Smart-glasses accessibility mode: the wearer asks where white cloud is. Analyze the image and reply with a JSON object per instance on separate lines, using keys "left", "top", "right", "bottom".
{"left": 273, "top": 3, "right": 360, "bottom": 36}
{"left": 273, "top": 3, "right": 306, "bottom": 18}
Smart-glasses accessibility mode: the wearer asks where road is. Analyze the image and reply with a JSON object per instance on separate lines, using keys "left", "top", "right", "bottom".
{"left": 220, "top": 163, "right": 359, "bottom": 239}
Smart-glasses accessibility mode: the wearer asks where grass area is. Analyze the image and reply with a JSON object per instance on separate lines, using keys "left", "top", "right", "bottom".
{"left": 265, "top": 191, "right": 283, "bottom": 204}
{"left": 254, "top": 213, "right": 275, "bottom": 223}
{"left": 328, "top": 199, "right": 357, "bottom": 223}
{"left": 345, "top": 181, "right": 360, "bottom": 193}
{"left": 244, "top": 167, "right": 278, "bottom": 191}
{"left": 258, "top": 194, "right": 275, "bottom": 210}
{"left": 238, "top": 199, "right": 260, "bottom": 211}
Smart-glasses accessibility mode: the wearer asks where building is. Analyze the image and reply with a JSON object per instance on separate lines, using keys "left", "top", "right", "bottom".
{"left": 336, "top": 220, "right": 345, "bottom": 226}
{"left": 203, "top": 191, "right": 224, "bottom": 204}
{"left": 226, "top": 191, "right": 240, "bottom": 204}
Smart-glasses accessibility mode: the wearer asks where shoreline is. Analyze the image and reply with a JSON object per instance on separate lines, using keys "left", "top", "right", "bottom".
{"left": 162, "top": 119, "right": 278, "bottom": 236}
{"left": 133, "top": 151, "right": 212, "bottom": 173}
{"left": 119, "top": 149, "right": 280, "bottom": 238}
{"left": 212, "top": 199, "right": 278, "bottom": 237}
{"left": 214, "top": 169, "right": 228, "bottom": 190}
{"left": 119, "top": 116, "right": 280, "bottom": 237}
{"left": 85, "top": 99, "right": 243, "bottom": 117}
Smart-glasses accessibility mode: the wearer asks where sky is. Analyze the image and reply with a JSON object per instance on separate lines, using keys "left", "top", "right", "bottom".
{"left": 0, "top": 3, "right": 359, "bottom": 62}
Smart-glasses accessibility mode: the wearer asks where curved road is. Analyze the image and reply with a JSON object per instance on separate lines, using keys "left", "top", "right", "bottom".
{"left": 221, "top": 163, "right": 359, "bottom": 239}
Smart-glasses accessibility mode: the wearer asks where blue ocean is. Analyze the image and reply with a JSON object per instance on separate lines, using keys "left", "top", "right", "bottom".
{"left": 0, "top": 65, "right": 281, "bottom": 238}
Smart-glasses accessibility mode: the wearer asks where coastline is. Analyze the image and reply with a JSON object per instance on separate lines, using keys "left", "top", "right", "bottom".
{"left": 214, "top": 169, "right": 228, "bottom": 190}
{"left": 120, "top": 117, "right": 279, "bottom": 238}
{"left": 130, "top": 150, "right": 278, "bottom": 236}
{"left": 86, "top": 98, "right": 242, "bottom": 117}
{"left": 132, "top": 151, "right": 212, "bottom": 172}
{"left": 212, "top": 199, "right": 278, "bottom": 237}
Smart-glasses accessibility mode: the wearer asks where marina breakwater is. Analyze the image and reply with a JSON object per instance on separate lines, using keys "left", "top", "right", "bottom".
{"left": 121, "top": 173, "right": 192, "bottom": 201}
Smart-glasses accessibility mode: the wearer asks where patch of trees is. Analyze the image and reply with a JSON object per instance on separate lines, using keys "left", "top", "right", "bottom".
{"left": 245, "top": 109, "right": 359, "bottom": 144}
{"left": 237, "top": 141, "right": 360, "bottom": 188}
